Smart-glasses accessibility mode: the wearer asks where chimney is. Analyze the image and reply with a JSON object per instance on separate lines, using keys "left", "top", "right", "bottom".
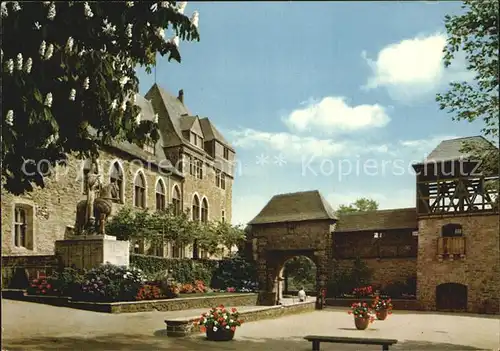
{"left": 177, "top": 89, "right": 184, "bottom": 104}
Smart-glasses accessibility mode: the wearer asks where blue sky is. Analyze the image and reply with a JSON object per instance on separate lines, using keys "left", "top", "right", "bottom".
{"left": 137, "top": 1, "right": 484, "bottom": 225}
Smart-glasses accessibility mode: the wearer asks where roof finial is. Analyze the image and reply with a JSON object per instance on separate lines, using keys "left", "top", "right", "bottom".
{"left": 177, "top": 89, "right": 184, "bottom": 104}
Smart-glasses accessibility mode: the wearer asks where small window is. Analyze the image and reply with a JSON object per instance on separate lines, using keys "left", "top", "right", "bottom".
{"left": 441, "top": 224, "right": 463, "bottom": 237}
{"left": 374, "top": 232, "right": 383, "bottom": 239}
{"left": 152, "top": 241, "right": 164, "bottom": 257}
{"left": 223, "top": 148, "right": 229, "bottom": 160}
{"left": 156, "top": 179, "right": 166, "bottom": 211}
{"left": 14, "top": 206, "right": 28, "bottom": 248}
{"left": 189, "top": 156, "right": 194, "bottom": 176}
{"left": 172, "top": 243, "right": 185, "bottom": 258}
{"left": 134, "top": 172, "right": 146, "bottom": 208}
{"left": 215, "top": 169, "right": 221, "bottom": 187}
{"left": 192, "top": 195, "right": 200, "bottom": 221}
{"left": 201, "top": 198, "right": 208, "bottom": 223}
{"left": 172, "top": 186, "right": 181, "bottom": 215}
{"left": 195, "top": 159, "right": 203, "bottom": 179}
{"left": 220, "top": 172, "right": 226, "bottom": 190}
{"left": 144, "top": 140, "right": 155, "bottom": 154}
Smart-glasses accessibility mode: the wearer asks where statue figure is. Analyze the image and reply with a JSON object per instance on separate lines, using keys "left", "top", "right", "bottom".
{"left": 75, "top": 157, "right": 119, "bottom": 235}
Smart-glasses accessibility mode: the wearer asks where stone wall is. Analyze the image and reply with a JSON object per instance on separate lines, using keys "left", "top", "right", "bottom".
{"left": 336, "top": 258, "right": 417, "bottom": 289}
{"left": 1, "top": 148, "right": 181, "bottom": 257}
{"left": 417, "top": 213, "right": 500, "bottom": 314}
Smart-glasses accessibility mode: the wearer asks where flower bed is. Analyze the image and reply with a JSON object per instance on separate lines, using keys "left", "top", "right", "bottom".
{"left": 23, "top": 264, "right": 258, "bottom": 304}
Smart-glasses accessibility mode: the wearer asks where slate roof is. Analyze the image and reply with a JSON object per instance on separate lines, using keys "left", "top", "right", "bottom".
{"left": 416, "top": 136, "right": 497, "bottom": 164}
{"left": 147, "top": 84, "right": 234, "bottom": 150}
{"left": 248, "top": 190, "right": 338, "bottom": 225}
{"left": 335, "top": 208, "right": 417, "bottom": 232}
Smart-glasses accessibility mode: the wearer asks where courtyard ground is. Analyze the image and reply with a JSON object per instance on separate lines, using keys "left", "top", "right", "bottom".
{"left": 2, "top": 299, "right": 499, "bottom": 350}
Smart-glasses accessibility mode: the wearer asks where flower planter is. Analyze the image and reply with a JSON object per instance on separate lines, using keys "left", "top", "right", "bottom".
{"left": 354, "top": 317, "right": 370, "bottom": 330}
{"left": 376, "top": 309, "right": 388, "bottom": 320}
{"left": 206, "top": 326, "right": 235, "bottom": 341}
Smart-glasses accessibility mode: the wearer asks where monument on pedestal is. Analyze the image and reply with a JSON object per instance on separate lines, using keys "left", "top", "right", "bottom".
{"left": 55, "top": 160, "right": 130, "bottom": 270}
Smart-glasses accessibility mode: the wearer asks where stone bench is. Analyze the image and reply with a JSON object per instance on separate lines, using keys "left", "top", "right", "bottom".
{"left": 304, "top": 335, "right": 398, "bottom": 350}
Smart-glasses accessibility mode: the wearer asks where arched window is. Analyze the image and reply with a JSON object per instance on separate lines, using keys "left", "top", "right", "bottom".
{"left": 441, "top": 224, "right": 463, "bottom": 237}
{"left": 156, "top": 179, "right": 166, "bottom": 211}
{"left": 201, "top": 198, "right": 208, "bottom": 223}
{"left": 192, "top": 195, "right": 200, "bottom": 221}
{"left": 134, "top": 172, "right": 146, "bottom": 208}
{"left": 109, "top": 161, "right": 124, "bottom": 203}
{"left": 172, "top": 186, "right": 181, "bottom": 215}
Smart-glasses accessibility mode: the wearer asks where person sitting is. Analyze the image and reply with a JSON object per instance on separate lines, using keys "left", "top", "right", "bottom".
{"left": 298, "top": 287, "right": 307, "bottom": 302}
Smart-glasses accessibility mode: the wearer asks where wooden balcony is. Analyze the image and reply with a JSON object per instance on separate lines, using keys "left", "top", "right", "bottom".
{"left": 437, "top": 237, "right": 466, "bottom": 261}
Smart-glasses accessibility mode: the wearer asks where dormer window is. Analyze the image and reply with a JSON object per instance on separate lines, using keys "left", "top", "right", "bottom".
{"left": 190, "top": 131, "right": 204, "bottom": 148}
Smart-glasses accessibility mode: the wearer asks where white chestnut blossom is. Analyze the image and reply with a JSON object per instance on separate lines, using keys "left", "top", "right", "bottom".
{"left": 65, "top": 37, "right": 74, "bottom": 53}
{"left": 136, "top": 113, "right": 142, "bottom": 125}
{"left": 12, "top": 2, "right": 21, "bottom": 12}
{"left": 16, "top": 53, "right": 23, "bottom": 71}
{"left": 111, "top": 99, "right": 118, "bottom": 110}
{"left": 102, "top": 19, "right": 117, "bottom": 34}
{"left": 153, "top": 113, "right": 159, "bottom": 124}
{"left": 44, "top": 93, "right": 53, "bottom": 107}
{"left": 83, "top": 77, "right": 90, "bottom": 90}
{"left": 6, "top": 110, "right": 14, "bottom": 126}
{"left": 126, "top": 23, "right": 133, "bottom": 38}
{"left": 69, "top": 89, "right": 76, "bottom": 101}
{"left": 126, "top": 1, "right": 134, "bottom": 7}
{"left": 39, "top": 41, "right": 46, "bottom": 57}
{"left": 1, "top": 2, "right": 8, "bottom": 18}
{"left": 84, "top": 2, "right": 93, "bottom": 17}
{"left": 121, "top": 100, "right": 127, "bottom": 111}
{"left": 47, "top": 2, "right": 56, "bottom": 20}
{"left": 191, "top": 11, "right": 199, "bottom": 29}
{"left": 34, "top": 21, "right": 41, "bottom": 30}
{"left": 24, "top": 58, "right": 32, "bottom": 73}
{"left": 177, "top": 1, "right": 187, "bottom": 14}
{"left": 155, "top": 27, "right": 165, "bottom": 39}
{"left": 6, "top": 59, "right": 14, "bottom": 74}
{"left": 78, "top": 48, "right": 86, "bottom": 57}
{"left": 169, "top": 36, "right": 179, "bottom": 47}
{"left": 44, "top": 44, "right": 54, "bottom": 60}
{"left": 119, "top": 76, "right": 130, "bottom": 87}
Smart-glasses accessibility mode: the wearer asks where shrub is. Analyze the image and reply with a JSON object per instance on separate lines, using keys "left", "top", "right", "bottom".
{"left": 211, "top": 254, "right": 257, "bottom": 291}
{"left": 194, "top": 306, "right": 244, "bottom": 332}
{"left": 80, "top": 263, "right": 145, "bottom": 302}
{"left": 348, "top": 302, "right": 375, "bottom": 323}
{"left": 180, "top": 283, "right": 195, "bottom": 294}
{"left": 49, "top": 267, "right": 85, "bottom": 297}
{"left": 136, "top": 284, "right": 162, "bottom": 300}
{"left": 26, "top": 275, "right": 58, "bottom": 296}
{"left": 353, "top": 285, "right": 373, "bottom": 297}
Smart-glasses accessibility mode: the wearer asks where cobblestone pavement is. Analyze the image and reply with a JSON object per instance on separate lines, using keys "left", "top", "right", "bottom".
{"left": 2, "top": 299, "right": 499, "bottom": 350}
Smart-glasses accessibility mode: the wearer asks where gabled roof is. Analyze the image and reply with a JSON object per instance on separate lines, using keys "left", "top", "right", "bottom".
{"left": 199, "top": 117, "right": 235, "bottom": 151}
{"left": 335, "top": 208, "right": 417, "bottom": 232}
{"left": 179, "top": 115, "right": 197, "bottom": 131}
{"left": 416, "top": 136, "right": 497, "bottom": 164}
{"left": 248, "top": 190, "right": 338, "bottom": 225}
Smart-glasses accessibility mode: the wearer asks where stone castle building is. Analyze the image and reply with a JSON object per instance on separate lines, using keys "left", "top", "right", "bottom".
{"left": 247, "top": 136, "right": 499, "bottom": 313}
{"left": 2, "top": 84, "right": 235, "bottom": 260}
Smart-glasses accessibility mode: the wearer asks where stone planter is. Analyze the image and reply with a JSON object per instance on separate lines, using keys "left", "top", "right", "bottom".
{"left": 354, "top": 317, "right": 370, "bottom": 330}
{"left": 206, "top": 326, "right": 235, "bottom": 341}
{"left": 376, "top": 309, "right": 388, "bottom": 320}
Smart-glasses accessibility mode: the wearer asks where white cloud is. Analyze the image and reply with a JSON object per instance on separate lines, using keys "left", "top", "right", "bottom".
{"left": 398, "top": 134, "right": 462, "bottom": 157}
{"left": 283, "top": 96, "right": 390, "bottom": 133}
{"left": 362, "top": 33, "right": 473, "bottom": 102}
{"left": 229, "top": 128, "right": 390, "bottom": 160}
{"left": 327, "top": 188, "right": 416, "bottom": 211}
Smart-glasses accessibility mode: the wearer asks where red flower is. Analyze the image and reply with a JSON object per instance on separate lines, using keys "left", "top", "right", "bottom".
{"left": 231, "top": 326, "right": 236, "bottom": 332}
{"left": 231, "top": 307, "right": 237, "bottom": 313}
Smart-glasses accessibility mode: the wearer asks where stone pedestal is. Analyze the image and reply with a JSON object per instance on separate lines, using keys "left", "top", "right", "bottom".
{"left": 257, "top": 291, "right": 276, "bottom": 306}
{"left": 55, "top": 235, "right": 130, "bottom": 271}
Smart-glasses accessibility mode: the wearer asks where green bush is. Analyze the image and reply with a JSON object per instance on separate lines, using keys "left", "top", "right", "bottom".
{"left": 49, "top": 267, "right": 85, "bottom": 297}
{"left": 130, "top": 254, "right": 218, "bottom": 285}
{"left": 284, "top": 256, "right": 316, "bottom": 291}
{"left": 211, "top": 254, "right": 257, "bottom": 292}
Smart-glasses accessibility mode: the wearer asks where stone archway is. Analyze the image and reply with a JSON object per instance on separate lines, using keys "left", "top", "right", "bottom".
{"left": 246, "top": 191, "right": 337, "bottom": 309}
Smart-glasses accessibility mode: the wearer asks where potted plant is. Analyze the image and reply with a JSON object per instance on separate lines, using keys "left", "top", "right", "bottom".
{"left": 348, "top": 302, "right": 375, "bottom": 330}
{"left": 372, "top": 296, "right": 393, "bottom": 320}
{"left": 194, "top": 305, "right": 243, "bottom": 341}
